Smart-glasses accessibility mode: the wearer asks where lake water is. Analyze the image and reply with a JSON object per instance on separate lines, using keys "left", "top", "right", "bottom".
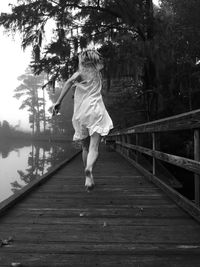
{"left": 0, "top": 139, "right": 78, "bottom": 203}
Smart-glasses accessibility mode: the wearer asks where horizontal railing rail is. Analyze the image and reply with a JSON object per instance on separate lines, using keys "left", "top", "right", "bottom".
{"left": 111, "top": 109, "right": 200, "bottom": 134}
{"left": 106, "top": 108, "right": 200, "bottom": 222}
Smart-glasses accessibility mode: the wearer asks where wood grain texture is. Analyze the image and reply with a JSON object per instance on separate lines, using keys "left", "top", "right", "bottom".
{"left": 0, "top": 145, "right": 200, "bottom": 266}
{"left": 109, "top": 108, "right": 200, "bottom": 134}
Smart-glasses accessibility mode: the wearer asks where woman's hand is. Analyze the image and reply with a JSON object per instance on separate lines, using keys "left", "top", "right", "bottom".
{"left": 52, "top": 102, "right": 61, "bottom": 116}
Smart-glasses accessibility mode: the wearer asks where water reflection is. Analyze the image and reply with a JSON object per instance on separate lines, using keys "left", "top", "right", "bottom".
{"left": 0, "top": 140, "right": 77, "bottom": 202}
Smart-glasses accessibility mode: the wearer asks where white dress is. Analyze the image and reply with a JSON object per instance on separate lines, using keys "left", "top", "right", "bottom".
{"left": 72, "top": 70, "right": 113, "bottom": 141}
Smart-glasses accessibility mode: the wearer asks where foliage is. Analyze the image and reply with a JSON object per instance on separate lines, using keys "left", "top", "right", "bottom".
{"left": 0, "top": 1, "right": 153, "bottom": 76}
{"left": 156, "top": 0, "right": 200, "bottom": 115}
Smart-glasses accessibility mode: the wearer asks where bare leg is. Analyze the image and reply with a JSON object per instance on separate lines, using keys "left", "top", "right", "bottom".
{"left": 85, "top": 132, "right": 101, "bottom": 190}
{"left": 82, "top": 149, "right": 88, "bottom": 168}
{"left": 81, "top": 137, "right": 90, "bottom": 168}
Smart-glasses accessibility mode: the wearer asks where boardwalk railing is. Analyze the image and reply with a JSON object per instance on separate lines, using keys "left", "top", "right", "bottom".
{"left": 106, "top": 109, "right": 200, "bottom": 222}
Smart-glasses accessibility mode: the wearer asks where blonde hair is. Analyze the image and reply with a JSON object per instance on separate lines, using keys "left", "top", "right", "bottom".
{"left": 78, "top": 49, "right": 103, "bottom": 72}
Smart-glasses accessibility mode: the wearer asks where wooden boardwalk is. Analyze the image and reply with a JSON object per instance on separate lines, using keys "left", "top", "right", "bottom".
{"left": 1, "top": 146, "right": 200, "bottom": 266}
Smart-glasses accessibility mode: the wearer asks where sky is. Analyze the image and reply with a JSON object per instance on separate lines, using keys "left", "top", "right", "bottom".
{"left": 154, "top": 0, "right": 160, "bottom": 6}
{"left": 0, "top": 0, "right": 160, "bottom": 131}
{"left": 0, "top": 1, "right": 33, "bottom": 130}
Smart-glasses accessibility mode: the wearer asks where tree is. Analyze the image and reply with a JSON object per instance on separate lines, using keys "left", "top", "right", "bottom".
{"left": 1, "top": 120, "right": 11, "bottom": 137}
{"left": 156, "top": 0, "right": 200, "bottom": 114}
{"left": 14, "top": 69, "right": 47, "bottom": 134}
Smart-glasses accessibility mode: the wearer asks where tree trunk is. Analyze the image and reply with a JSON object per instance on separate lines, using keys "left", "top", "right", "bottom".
{"left": 43, "top": 89, "right": 46, "bottom": 132}
{"left": 35, "top": 87, "right": 40, "bottom": 134}
{"left": 142, "top": 0, "right": 158, "bottom": 121}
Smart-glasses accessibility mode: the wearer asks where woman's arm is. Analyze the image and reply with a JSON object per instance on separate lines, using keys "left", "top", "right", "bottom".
{"left": 52, "top": 71, "right": 80, "bottom": 115}
{"left": 56, "top": 71, "right": 80, "bottom": 104}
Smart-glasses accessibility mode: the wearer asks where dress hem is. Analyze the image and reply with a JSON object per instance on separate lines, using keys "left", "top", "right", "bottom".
{"left": 73, "top": 125, "right": 113, "bottom": 141}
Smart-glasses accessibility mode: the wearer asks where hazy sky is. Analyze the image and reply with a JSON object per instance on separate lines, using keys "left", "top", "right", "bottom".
{"left": 0, "top": 1, "right": 32, "bottom": 130}
{"left": 0, "top": 0, "right": 160, "bottom": 131}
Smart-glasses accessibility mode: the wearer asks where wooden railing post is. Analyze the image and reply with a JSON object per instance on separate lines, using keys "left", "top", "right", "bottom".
{"left": 194, "top": 129, "right": 200, "bottom": 206}
{"left": 118, "top": 135, "right": 120, "bottom": 142}
{"left": 127, "top": 134, "right": 131, "bottom": 144}
{"left": 121, "top": 134, "right": 125, "bottom": 155}
{"left": 127, "top": 134, "right": 131, "bottom": 158}
{"left": 122, "top": 134, "right": 126, "bottom": 143}
{"left": 152, "top": 132, "right": 156, "bottom": 175}
{"left": 118, "top": 135, "right": 121, "bottom": 153}
{"left": 136, "top": 134, "right": 139, "bottom": 163}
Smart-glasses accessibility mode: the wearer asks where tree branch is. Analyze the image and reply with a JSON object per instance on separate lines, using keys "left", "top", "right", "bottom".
{"left": 47, "top": 0, "right": 122, "bottom": 19}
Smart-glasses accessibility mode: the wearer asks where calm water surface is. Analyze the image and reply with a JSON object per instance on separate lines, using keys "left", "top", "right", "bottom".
{"left": 0, "top": 140, "right": 78, "bottom": 203}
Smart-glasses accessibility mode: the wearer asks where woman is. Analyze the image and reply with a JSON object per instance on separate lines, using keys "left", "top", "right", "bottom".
{"left": 53, "top": 49, "right": 113, "bottom": 191}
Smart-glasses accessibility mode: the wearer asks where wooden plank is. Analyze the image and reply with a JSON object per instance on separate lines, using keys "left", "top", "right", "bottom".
{"left": 0, "top": 150, "right": 81, "bottom": 217}
{"left": 35, "top": 187, "right": 162, "bottom": 194}
{"left": 1, "top": 224, "right": 200, "bottom": 243}
{"left": 0, "top": 217, "right": 194, "bottom": 226}
{"left": 1, "top": 253, "right": 200, "bottom": 267}
{"left": 2, "top": 242, "right": 200, "bottom": 255}
{"left": 15, "top": 196, "right": 172, "bottom": 208}
{"left": 57, "top": 169, "right": 139, "bottom": 176}
{"left": 26, "top": 193, "right": 164, "bottom": 199}
{"left": 49, "top": 179, "right": 153, "bottom": 186}
{"left": 53, "top": 174, "right": 144, "bottom": 179}
{"left": 116, "top": 141, "right": 200, "bottom": 175}
{"left": 2, "top": 205, "right": 187, "bottom": 219}
{"left": 109, "top": 108, "right": 200, "bottom": 134}
{"left": 52, "top": 175, "right": 150, "bottom": 183}
{"left": 36, "top": 182, "right": 160, "bottom": 189}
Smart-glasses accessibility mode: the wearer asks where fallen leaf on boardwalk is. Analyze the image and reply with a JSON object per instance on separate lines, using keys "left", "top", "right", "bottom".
{"left": 2, "top": 240, "right": 9, "bottom": 245}
{"left": 1, "top": 239, "right": 10, "bottom": 246}
{"left": 0, "top": 236, "right": 14, "bottom": 247}
{"left": 103, "top": 222, "right": 107, "bottom": 227}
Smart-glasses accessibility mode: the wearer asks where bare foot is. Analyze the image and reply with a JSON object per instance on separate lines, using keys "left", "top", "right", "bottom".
{"left": 85, "top": 169, "right": 95, "bottom": 191}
